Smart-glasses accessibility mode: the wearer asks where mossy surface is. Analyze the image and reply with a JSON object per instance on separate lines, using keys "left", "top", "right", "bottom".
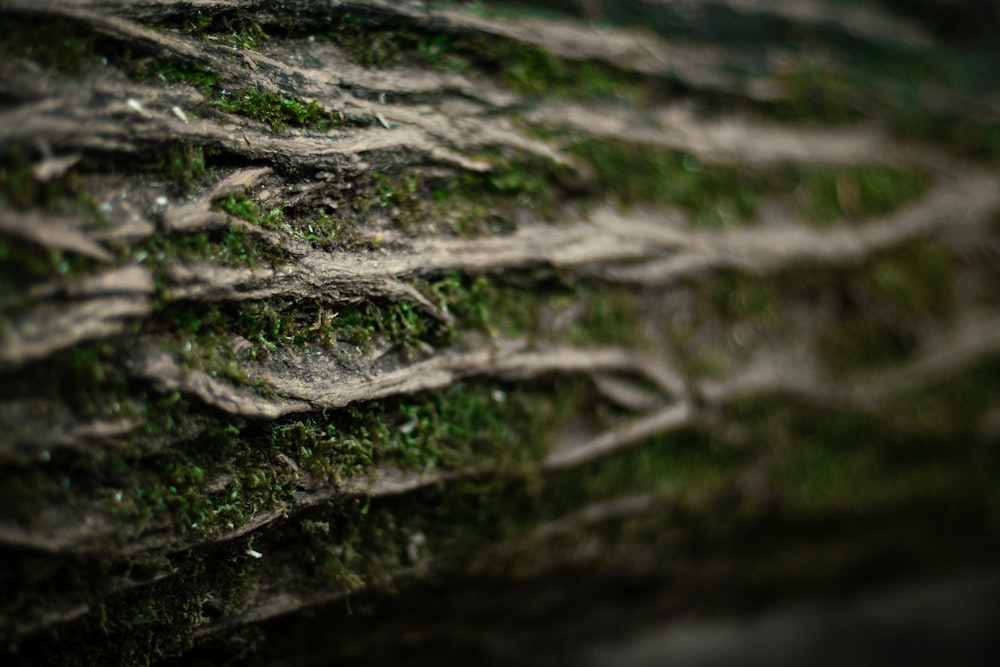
{"left": 318, "top": 14, "right": 648, "bottom": 103}
{"left": 564, "top": 137, "right": 928, "bottom": 226}
{"left": 3, "top": 3, "right": 999, "bottom": 665}
{"left": 214, "top": 91, "right": 333, "bottom": 133}
{"left": 818, "top": 242, "right": 955, "bottom": 374}
{"left": 0, "top": 17, "right": 99, "bottom": 77}
{"left": 158, "top": 141, "right": 210, "bottom": 196}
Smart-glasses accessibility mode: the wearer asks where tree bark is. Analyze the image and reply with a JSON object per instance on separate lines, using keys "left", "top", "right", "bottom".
{"left": 1, "top": 0, "right": 999, "bottom": 664}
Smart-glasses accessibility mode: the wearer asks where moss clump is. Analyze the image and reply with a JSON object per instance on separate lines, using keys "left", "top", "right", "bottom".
{"left": 0, "top": 17, "right": 98, "bottom": 76}
{"left": 209, "top": 294, "right": 445, "bottom": 361}
{"left": 369, "top": 154, "right": 559, "bottom": 238}
{"left": 319, "top": 16, "right": 646, "bottom": 102}
{"left": 386, "top": 379, "right": 587, "bottom": 472}
{"left": 493, "top": 43, "right": 644, "bottom": 101}
{"left": 566, "top": 138, "right": 765, "bottom": 225}
{"left": 135, "top": 60, "right": 221, "bottom": 95}
{"left": 795, "top": 166, "right": 928, "bottom": 226}
{"left": 769, "top": 68, "right": 867, "bottom": 125}
{"left": 134, "top": 59, "right": 334, "bottom": 134}
{"left": 890, "top": 357, "right": 1000, "bottom": 436}
{"left": 174, "top": 12, "right": 270, "bottom": 50}
{"left": 215, "top": 90, "right": 333, "bottom": 133}
{"left": 0, "top": 236, "right": 102, "bottom": 337}
{"left": 428, "top": 273, "right": 647, "bottom": 348}
{"left": 561, "top": 136, "right": 927, "bottom": 227}
{"left": 158, "top": 141, "right": 210, "bottom": 196}
{"left": 767, "top": 60, "right": 1000, "bottom": 164}
{"left": 216, "top": 193, "right": 286, "bottom": 230}
{"left": 336, "top": 300, "right": 446, "bottom": 358}
{"left": 0, "top": 146, "right": 106, "bottom": 224}
{"left": 156, "top": 303, "right": 252, "bottom": 386}
{"left": 547, "top": 429, "right": 744, "bottom": 512}
{"left": 135, "top": 226, "right": 289, "bottom": 272}
{"left": 819, "top": 242, "right": 954, "bottom": 374}
{"left": 708, "top": 273, "right": 777, "bottom": 322}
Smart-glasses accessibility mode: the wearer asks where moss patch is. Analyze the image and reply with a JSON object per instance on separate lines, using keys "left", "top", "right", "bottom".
{"left": 158, "top": 141, "right": 210, "bottom": 196}
{"left": 366, "top": 153, "right": 561, "bottom": 238}
{"left": 564, "top": 137, "right": 927, "bottom": 227}
{"left": 318, "top": 15, "right": 648, "bottom": 103}
{"left": 0, "top": 17, "right": 98, "bottom": 77}
{"left": 214, "top": 90, "right": 333, "bottom": 133}
{"left": 819, "top": 242, "right": 954, "bottom": 374}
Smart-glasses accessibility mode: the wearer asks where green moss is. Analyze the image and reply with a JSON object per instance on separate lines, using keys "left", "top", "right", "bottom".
{"left": 765, "top": 58, "right": 1000, "bottom": 164}
{"left": 565, "top": 137, "right": 928, "bottom": 227}
{"left": 270, "top": 414, "right": 378, "bottom": 484}
{"left": 135, "top": 60, "right": 221, "bottom": 95}
{"left": 0, "top": 146, "right": 41, "bottom": 210}
{"left": 769, "top": 68, "right": 867, "bottom": 124}
{"left": 319, "top": 17, "right": 645, "bottom": 102}
{"left": 795, "top": 166, "right": 928, "bottom": 226}
{"left": 0, "top": 235, "right": 96, "bottom": 328}
{"left": 890, "top": 356, "right": 1000, "bottom": 435}
{"left": 566, "top": 286, "right": 645, "bottom": 347}
{"left": 336, "top": 300, "right": 445, "bottom": 358}
{"left": 385, "top": 379, "right": 586, "bottom": 472}
{"left": 215, "top": 90, "right": 332, "bottom": 133}
{"left": 819, "top": 242, "right": 954, "bottom": 373}
{"left": 153, "top": 302, "right": 259, "bottom": 388}
{"left": 0, "top": 146, "right": 106, "bottom": 224}
{"left": 135, "top": 226, "right": 289, "bottom": 272}
{"left": 369, "top": 154, "right": 558, "bottom": 238}
{"left": 0, "top": 17, "right": 98, "bottom": 76}
{"left": 547, "top": 429, "right": 744, "bottom": 513}
{"left": 428, "top": 273, "right": 647, "bottom": 348}
{"left": 894, "top": 113, "right": 1000, "bottom": 165}
{"left": 175, "top": 12, "right": 270, "bottom": 50}
{"left": 708, "top": 273, "right": 777, "bottom": 322}
{"left": 566, "top": 138, "right": 765, "bottom": 225}
{"left": 158, "top": 141, "right": 210, "bottom": 196}
{"left": 495, "top": 44, "right": 643, "bottom": 101}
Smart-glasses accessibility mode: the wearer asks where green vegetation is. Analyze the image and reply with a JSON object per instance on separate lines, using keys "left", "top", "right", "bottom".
{"left": 385, "top": 379, "right": 586, "bottom": 471}
{"left": 134, "top": 56, "right": 334, "bottom": 133}
{"left": 216, "top": 192, "right": 286, "bottom": 230}
{"left": 3, "top": 5, "right": 999, "bottom": 665}
{"left": 769, "top": 62, "right": 1000, "bottom": 164}
{"left": 319, "top": 15, "right": 645, "bottom": 102}
{"left": 562, "top": 137, "right": 927, "bottom": 227}
{"left": 0, "top": 17, "right": 97, "bottom": 76}
{"left": 136, "top": 60, "right": 220, "bottom": 95}
{"left": 135, "top": 226, "right": 289, "bottom": 272}
{"left": 173, "top": 12, "right": 270, "bottom": 50}
{"left": 336, "top": 300, "right": 445, "bottom": 358}
{"left": 368, "top": 153, "right": 560, "bottom": 237}
{"left": 818, "top": 242, "right": 954, "bottom": 373}
{"left": 159, "top": 141, "right": 209, "bottom": 196}
{"left": 0, "top": 148, "right": 108, "bottom": 330}
{"left": 0, "top": 146, "right": 105, "bottom": 221}
{"left": 890, "top": 356, "right": 1000, "bottom": 435}
{"left": 428, "top": 273, "right": 647, "bottom": 348}
{"left": 0, "top": 14, "right": 330, "bottom": 134}
{"left": 214, "top": 90, "right": 333, "bottom": 133}
{"left": 796, "top": 165, "right": 928, "bottom": 225}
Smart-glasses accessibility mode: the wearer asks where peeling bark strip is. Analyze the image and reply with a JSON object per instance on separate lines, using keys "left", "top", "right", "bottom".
{"left": 1, "top": 0, "right": 1000, "bottom": 665}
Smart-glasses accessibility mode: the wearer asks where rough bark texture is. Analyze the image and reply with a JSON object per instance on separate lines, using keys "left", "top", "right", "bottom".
{"left": 1, "top": 0, "right": 999, "bottom": 664}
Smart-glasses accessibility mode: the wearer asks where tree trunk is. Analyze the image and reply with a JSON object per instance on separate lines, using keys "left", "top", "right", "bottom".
{"left": 2, "top": 0, "right": 999, "bottom": 664}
